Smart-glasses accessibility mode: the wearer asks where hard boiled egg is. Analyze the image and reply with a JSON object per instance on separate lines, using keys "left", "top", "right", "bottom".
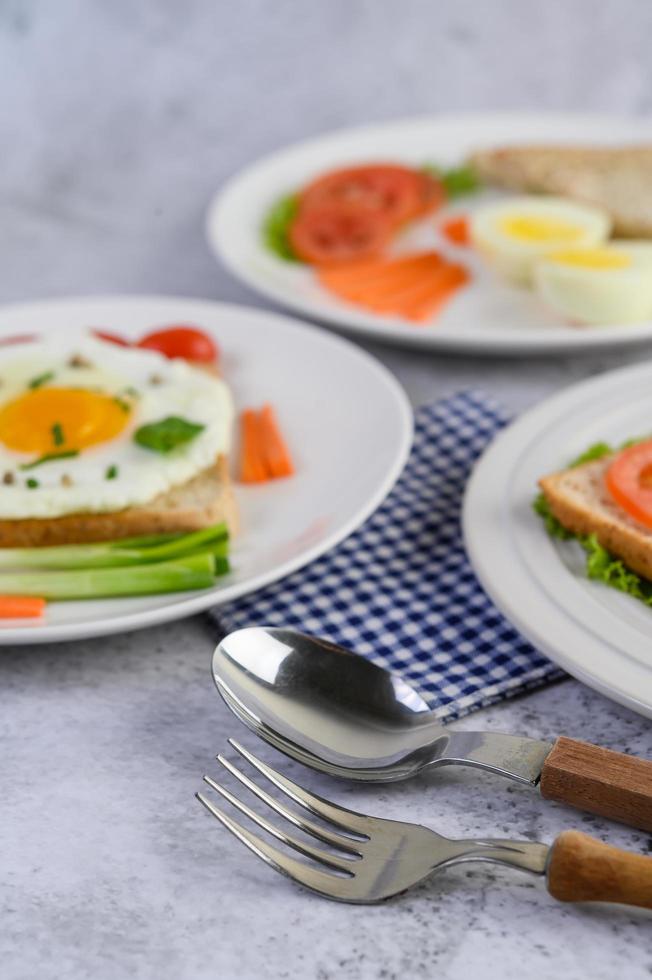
{"left": 534, "top": 243, "right": 652, "bottom": 326}
{"left": 470, "top": 196, "right": 611, "bottom": 284}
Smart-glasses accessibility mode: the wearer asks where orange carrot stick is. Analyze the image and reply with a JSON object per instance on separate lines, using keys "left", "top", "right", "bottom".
{"left": 441, "top": 215, "right": 470, "bottom": 246}
{"left": 0, "top": 596, "right": 46, "bottom": 618}
{"left": 239, "top": 409, "right": 268, "bottom": 483}
{"left": 259, "top": 404, "right": 294, "bottom": 478}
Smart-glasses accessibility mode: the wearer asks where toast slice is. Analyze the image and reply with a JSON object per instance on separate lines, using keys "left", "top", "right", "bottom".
{"left": 0, "top": 455, "right": 238, "bottom": 547}
{"left": 470, "top": 145, "right": 652, "bottom": 238}
{"left": 539, "top": 456, "right": 652, "bottom": 580}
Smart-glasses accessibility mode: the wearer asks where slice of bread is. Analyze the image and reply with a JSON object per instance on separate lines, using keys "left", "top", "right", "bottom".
{"left": 539, "top": 456, "right": 652, "bottom": 580}
{"left": 0, "top": 454, "right": 238, "bottom": 547}
{"left": 470, "top": 145, "right": 652, "bottom": 238}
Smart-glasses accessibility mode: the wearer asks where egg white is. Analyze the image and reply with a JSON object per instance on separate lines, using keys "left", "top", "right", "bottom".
{"left": 470, "top": 195, "right": 612, "bottom": 285}
{"left": 534, "top": 243, "right": 652, "bottom": 326}
{"left": 0, "top": 334, "right": 233, "bottom": 519}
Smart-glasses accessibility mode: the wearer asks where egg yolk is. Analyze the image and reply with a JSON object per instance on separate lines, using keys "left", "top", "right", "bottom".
{"left": 0, "top": 387, "right": 130, "bottom": 453}
{"left": 548, "top": 248, "right": 631, "bottom": 270}
{"left": 498, "top": 215, "right": 584, "bottom": 244}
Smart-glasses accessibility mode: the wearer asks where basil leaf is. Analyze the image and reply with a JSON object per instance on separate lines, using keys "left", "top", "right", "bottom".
{"left": 134, "top": 416, "right": 205, "bottom": 454}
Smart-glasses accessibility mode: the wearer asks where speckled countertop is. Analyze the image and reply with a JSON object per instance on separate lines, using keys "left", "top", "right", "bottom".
{"left": 1, "top": 3, "right": 652, "bottom": 978}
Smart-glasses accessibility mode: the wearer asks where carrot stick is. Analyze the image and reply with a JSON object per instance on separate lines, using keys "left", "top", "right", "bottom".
{"left": 441, "top": 215, "right": 470, "bottom": 246}
{"left": 0, "top": 595, "right": 46, "bottom": 618}
{"left": 239, "top": 409, "right": 268, "bottom": 483}
{"left": 259, "top": 404, "right": 294, "bottom": 478}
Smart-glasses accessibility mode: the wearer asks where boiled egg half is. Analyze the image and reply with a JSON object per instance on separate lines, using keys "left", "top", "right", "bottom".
{"left": 534, "top": 243, "right": 652, "bottom": 326}
{"left": 470, "top": 196, "right": 611, "bottom": 284}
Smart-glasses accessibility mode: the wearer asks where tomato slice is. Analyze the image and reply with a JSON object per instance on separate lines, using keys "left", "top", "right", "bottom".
{"left": 289, "top": 203, "right": 392, "bottom": 266}
{"left": 299, "top": 165, "right": 435, "bottom": 227}
{"left": 136, "top": 325, "right": 219, "bottom": 363}
{"left": 605, "top": 440, "right": 652, "bottom": 528}
{"left": 92, "top": 329, "right": 131, "bottom": 347}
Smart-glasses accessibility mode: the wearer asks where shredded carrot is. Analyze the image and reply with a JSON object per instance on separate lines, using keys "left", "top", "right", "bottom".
{"left": 259, "top": 404, "right": 295, "bottom": 478}
{"left": 239, "top": 409, "right": 268, "bottom": 483}
{"left": 441, "top": 215, "right": 470, "bottom": 247}
{"left": 0, "top": 596, "right": 46, "bottom": 618}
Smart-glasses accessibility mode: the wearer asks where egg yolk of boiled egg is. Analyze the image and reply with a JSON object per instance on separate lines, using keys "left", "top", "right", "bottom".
{"left": 0, "top": 387, "right": 130, "bottom": 454}
{"left": 470, "top": 196, "right": 611, "bottom": 284}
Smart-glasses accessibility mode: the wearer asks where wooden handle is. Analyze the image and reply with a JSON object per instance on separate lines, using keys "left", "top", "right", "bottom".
{"left": 547, "top": 830, "right": 652, "bottom": 908}
{"left": 540, "top": 736, "right": 652, "bottom": 831}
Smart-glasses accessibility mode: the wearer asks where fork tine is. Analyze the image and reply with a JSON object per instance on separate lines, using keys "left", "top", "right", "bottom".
{"left": 202, "top": 775, "right": 356, "bottom": 873}
{"left": 228, "top": 739, "right": 373, "bottom": 835}
{"left": 216, "top": 753, "right": 363, "bottom": 854}
{"left": 196, "top": 792, "right": 355, "bottom": 901}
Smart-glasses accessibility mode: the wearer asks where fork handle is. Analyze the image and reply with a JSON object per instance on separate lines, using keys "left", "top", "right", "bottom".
{"left": 539, "top": 736, "right": 652, "bottom": 831}
{"left": 547, "top": 831, "right": 652, "bottom": 909}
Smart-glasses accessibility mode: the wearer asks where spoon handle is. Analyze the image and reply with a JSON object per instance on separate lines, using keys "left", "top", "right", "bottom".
{"left": 540, "top": 737, "right": 652, "bottom": 831}
{"left": 547, "top": 830, "right": 652, "bottom": 909}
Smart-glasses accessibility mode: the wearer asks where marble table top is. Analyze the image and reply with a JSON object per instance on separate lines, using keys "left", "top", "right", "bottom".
{"left": 2, "top": 2, "right": 652, "bottom": 977}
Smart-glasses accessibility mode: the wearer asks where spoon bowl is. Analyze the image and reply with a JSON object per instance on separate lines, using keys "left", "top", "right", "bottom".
{"left": 212, "top": 627, "right": 552, "bottom": 784}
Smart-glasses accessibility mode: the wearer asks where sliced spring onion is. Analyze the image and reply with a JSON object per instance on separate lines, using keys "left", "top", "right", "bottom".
{"left": 0, "top": 553, "right": 228, "bottom": 600}
{"left": 0, "top": 523, "right": 230, "bottom": 569}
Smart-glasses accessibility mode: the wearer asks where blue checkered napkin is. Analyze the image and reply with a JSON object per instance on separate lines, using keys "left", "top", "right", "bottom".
{"left": 210, "top": 391, "right": 563, "bottom": 721}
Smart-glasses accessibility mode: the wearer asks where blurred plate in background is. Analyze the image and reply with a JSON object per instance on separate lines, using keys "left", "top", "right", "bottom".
{"left": 209, "top": 111, "right": 652, "bottom": 354}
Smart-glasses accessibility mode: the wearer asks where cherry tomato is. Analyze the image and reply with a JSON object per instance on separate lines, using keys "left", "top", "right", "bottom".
{"left": 136, "top": 325, "right": 218, "bottom": 363}
{"left": 0, "top": 334, "right": 37, "bottom": 345}
{"left": 289, "top": 203, "right": 392, "bottom": 266}
{"left": 605, "top": 440, "right": 652, "bottom": 528}
{"left": 299, "top": 165, "right": 431, "bottom": 228}
{"left": 92, "top": 329, "right": 131, "bottom": 347}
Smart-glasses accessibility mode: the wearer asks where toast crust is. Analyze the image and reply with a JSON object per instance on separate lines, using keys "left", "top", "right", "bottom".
{"left": 0, "top": 455, "right": 238, "bottom": 547}
{"left": 539, "top": 457, "right": 652, "bottom": 580}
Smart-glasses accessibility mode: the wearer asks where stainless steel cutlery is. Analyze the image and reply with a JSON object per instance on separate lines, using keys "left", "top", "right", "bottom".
{"left": 197, "top": 739, "right": 652, "bottom": 908}
{"left": 213, "top": 627, "right": 652, "bottom": 830}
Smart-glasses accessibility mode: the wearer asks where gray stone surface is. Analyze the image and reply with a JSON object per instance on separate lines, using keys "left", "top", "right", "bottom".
{"left": 1, "top": 2, "right": 651, "bottom": 978}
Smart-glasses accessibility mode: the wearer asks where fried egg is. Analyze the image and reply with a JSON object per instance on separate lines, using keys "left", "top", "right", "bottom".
{"left": 534, "top": 243, "right": 652, "bottom": 325}
{"left": 470, "top": 196, "right": 611, "bottom": 284}
{"left": 0, "top": 334, "right": 233, "bottom": 519}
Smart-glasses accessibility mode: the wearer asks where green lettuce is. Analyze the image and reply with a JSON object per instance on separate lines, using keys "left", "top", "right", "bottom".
{"left": 534, "top": 437, "right": 652, "bottom": 606}
{"left": 262, "top": 193, "right": 300, "bottom": 262}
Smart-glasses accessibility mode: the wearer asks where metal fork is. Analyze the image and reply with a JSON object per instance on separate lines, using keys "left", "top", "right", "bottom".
{"left": 196, "top": 739, "right": 652, "bottom": 908}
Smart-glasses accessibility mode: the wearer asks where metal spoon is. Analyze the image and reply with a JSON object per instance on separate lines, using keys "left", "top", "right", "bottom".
{"left": 212, "top": 626, "right": 652, "bottom": 829}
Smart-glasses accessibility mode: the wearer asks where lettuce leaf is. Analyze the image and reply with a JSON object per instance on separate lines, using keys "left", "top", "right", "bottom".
{"left": 262, "top": 194, "right": 300, "bottom": 262}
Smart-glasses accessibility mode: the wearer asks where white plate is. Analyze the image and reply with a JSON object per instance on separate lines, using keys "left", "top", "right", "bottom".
{"left": 0, "top": 296, "right": 412, "bottom": 644}
{"left": 463, "top": 362, "right": 652, "bottom": 718}
{"left": 208, "top": 111, "right": 652, "bottom": 354}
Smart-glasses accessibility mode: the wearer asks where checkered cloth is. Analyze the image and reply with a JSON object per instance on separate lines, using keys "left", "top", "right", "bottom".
{"left": 210, "top": 391, "right": 563, "bottom": 721}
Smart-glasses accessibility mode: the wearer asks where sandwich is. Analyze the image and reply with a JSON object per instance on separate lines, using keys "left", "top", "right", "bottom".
{"left": 537, "top": 439, "right": 652, "bottom": 602}
{"left": 0, "top": 333, "right": 237, "bottom": 547}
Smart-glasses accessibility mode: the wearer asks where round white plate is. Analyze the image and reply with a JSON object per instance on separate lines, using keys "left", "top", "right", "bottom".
{"left": 463, "top": 363, "right": 652, "bottom": 718}
{"left": 0, "top": 296, "right": 412, "bottom": 644}
{"left": 208, "top": 111, "right": 652, "bottom": 354}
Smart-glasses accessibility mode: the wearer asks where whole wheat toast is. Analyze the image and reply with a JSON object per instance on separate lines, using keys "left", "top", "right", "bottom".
{"left": 0, "top": 454, "right": 238, "bottom": 547}
{"left": 539, "top": 456, "right": 652, "bottom": 580}
{"left": 470, "top": 145, "right": 652, "bottom": 238}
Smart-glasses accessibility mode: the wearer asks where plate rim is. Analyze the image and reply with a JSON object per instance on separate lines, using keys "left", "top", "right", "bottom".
{"left": 462, "top": 361, "right": 652, "bottom": 718}
{"left": 0, "top": 294, "right": 413, "bottom": 644}
{"left": 208, "top": 109, "right": 652, "bottom": 354}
